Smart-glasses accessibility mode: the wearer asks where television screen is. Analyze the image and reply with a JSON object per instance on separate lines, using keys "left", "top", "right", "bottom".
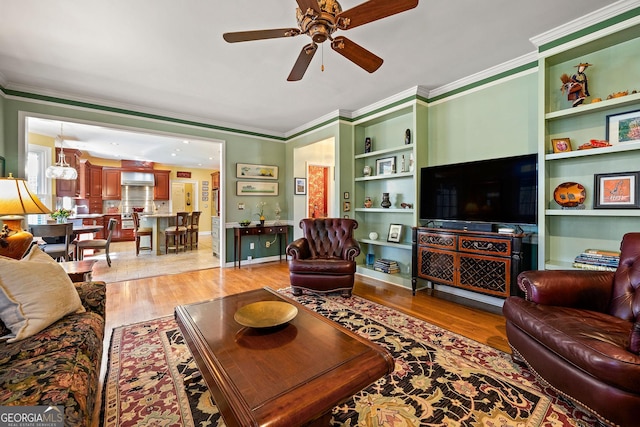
{"left": 420, "top": 154, "right": 538, "bottom": 225}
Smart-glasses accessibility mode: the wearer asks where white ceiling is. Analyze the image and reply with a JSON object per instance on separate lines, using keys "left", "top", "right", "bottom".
{"left": 0, "top": 0, "right": 625, "bottom": 165}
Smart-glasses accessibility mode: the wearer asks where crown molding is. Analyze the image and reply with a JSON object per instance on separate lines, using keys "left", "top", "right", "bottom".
{"left": 530, "top": 0, "right": 640, "bottom": 48}
{"left": 3, "top": 82, "right": 287, "bottom": 141}
{"left": 0, "top": 72, "right": 6, "bottom": 89}
{"left": 350, "top": 86, "right": 421, "bottom": 120}
{"left": 428, "top": 52, "right": 538, "bottom": 100}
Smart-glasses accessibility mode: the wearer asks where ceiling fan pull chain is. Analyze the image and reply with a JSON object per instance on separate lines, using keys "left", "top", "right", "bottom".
{"left": 321, "top": 44, "right": 325, "bottom": 72}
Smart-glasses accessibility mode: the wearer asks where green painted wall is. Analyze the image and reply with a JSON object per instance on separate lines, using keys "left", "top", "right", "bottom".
{"left": 427, "top": 71, "right": 538, "bottom": 166}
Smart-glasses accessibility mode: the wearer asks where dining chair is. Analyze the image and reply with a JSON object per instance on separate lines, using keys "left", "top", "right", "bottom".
{"left": 29, "top": 223, "right": 75, "bottom": 261}
{"left": 132, "top": 212, "right": 153, "bottom": 255}
{"left": 76, "top": 218, "right": 118, "bottom": 267}
{"left": 187, "top": 211, "right": 201, "bottom": 250}
{"left": 165, "top": 212, "right": 189, "bottom": 254}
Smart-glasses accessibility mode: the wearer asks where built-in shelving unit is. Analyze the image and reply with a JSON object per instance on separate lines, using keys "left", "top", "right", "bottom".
{"left": 351, "top": 102, "right": 428, "bottom": 288}
{"left": 538, "top": 14, "right": 640, "bottom": 270}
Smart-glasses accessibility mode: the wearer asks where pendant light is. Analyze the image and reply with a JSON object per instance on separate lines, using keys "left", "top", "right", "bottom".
{"left": 45, "top": 123, "right": 78, "bottom": 180}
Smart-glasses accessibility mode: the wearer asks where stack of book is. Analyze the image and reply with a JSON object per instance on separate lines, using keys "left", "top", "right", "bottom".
{"left": 573, "top": 249, "right": 620, "bottom": 272}
{"left": 373, "top": 259, "right": 400, "bottom": 274}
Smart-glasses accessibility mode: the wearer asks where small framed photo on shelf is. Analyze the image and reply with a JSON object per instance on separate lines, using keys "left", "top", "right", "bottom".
{"left": 343, "top": 201, "right": 351, "bottom": 212}
{"left": 594, "top": 171, "right": 640, "bottom": 209}
{"left": 606, "top": 109, "right": 640, "bottom": 145}
{"left": 387, "top": 224, "right": 403, "bottom": 243}
{"left": 552, "top": 137, "right": 572, "bottom": 153}
{"left": 364, "top": 137, "right": 372, "bottom": 153}
{"left": 294, "top": 177, "right": 306, "bottom": 195}
{"left": 376, "top": 156, "right": 396, "bottom": 175}
{"left": 343, "top": 191, "right": 350, "bottom": 200}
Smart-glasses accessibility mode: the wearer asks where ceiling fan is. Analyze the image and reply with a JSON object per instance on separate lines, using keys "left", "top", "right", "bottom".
{"left": 223, "top": 0, "right": 419, "bottom": 81}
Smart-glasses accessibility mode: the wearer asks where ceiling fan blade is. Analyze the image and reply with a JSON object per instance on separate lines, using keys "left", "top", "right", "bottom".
{"left": 287, "top": 43, "right": 317, "bottom": 81}
{"left": 337, "top": 0, "right": 419, "bottom": 30}
{"left": 295, "top": 0, "right": 321, "bottom": 14}
{"left": 223, "top": 28, "right": 300, "bottom": 43}
{"left": 331, "top": 36, "right": 383, "bottom": 73}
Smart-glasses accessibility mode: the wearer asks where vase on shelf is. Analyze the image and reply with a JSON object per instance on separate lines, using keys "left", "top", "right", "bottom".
{"left": 56, "top": 217, "right": 67, "bottom": 224}
{"left": 364, "top": 196, "right": 373, "bottom": 208}
{"left": 363, "top": 165, "right": 372, "bottom": 177}
{"left": 381, "top": 193, "right": 391, "bottom": 208}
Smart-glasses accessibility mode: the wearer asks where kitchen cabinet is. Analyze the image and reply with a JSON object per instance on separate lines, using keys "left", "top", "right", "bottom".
{"left": 413, "top": 227, "right": 524, "bottom": 298}
{"left": 102, "top": 168, "right": 121, "bottom": 200}
{"left": 154, "top": 170, "right": 171, "bottom": 200}
{"left": 55, "top": 148, "right": 82, "bottom": 197}
{"left": 78, "top": 160, "right": 103, "bottom": 213}
{"left": 83, "top": 217, "right": 105, "bottom": 239}
{"left": 103, "top": 214, "right": 134, "bottom": 242}
{"left": 211, "top": 171, "right": 220, "bottom": 189}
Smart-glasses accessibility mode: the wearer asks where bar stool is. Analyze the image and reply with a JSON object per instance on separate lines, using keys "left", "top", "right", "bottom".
{"left": 132, "top": 212, "right": 153, "bottom": 255}
{"left": 187, "top": 211, "right": 201, "bottom": 250}
{"left": 165, "top": 212, "right": 189, "bottom": 254}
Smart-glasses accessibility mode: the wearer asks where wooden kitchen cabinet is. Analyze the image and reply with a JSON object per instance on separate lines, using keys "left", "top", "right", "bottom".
{"left": 211, "top": 171, "right": 220, "bottom": 189}
{"left": 83, "top": 217, "right": 105, "bottom": 239}
{"left": 55, "top": 148, "right": 82, "bottom": 197}
{"left": 102, "top": 168, "right": 121, "bottom": 200}
{"left": 154, "top": 170, "right": 171, "bottom": 200}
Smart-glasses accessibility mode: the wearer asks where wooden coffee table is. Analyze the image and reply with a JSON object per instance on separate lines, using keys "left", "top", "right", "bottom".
{"left": 175, "top": 288, "right": 394, "bottom": 427}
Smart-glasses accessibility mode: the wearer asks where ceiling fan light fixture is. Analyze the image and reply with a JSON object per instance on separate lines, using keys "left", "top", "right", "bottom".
{"left": 45, "top": 125, "right": 78, "bottom": 180}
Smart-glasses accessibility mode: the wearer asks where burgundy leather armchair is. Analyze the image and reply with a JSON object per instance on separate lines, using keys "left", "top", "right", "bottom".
{"left": 503, "top": 232, "right": 640, "bottom": 427}
{"left": 286, "top": 218, "right": 361, "bottom": 297}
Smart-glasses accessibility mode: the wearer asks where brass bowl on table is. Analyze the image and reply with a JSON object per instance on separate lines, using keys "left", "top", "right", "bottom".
{"left": 234, "top": 301, "right": 298, "bottom": 328}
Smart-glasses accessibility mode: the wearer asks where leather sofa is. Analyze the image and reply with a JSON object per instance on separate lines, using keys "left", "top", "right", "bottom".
{"left": 503, "top": 232, "right": 640, "bottom": 427}
{"left": 0, "top": 281, "right": 106, "bottom": 427}
{"left": 286, "top": 218, "right": 361, "bottom": 297}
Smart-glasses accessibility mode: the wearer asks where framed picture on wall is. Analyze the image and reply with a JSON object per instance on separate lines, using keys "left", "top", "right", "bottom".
{"left": 294, "top": 177, "right": 306, "bottom": 195}
{"left": 236, "top": 181, "right": 279, "bottom": 196}
{"left": 236, "top": 163, "right": 278, "bottom": 180}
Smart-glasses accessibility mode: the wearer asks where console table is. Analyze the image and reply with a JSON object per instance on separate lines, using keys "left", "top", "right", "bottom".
{"left": 412, "top": 227, "right": 524, "bottom": 298}
{"left": 234, "top": 225, "right": 289, "bottom": 268}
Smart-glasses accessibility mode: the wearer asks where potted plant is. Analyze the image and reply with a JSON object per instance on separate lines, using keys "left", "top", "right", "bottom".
{"left": 255, "top": 202, "right": 266, "bottom": 226}
{"left": 51, "top": 208, "right": 74, "bottom": 224}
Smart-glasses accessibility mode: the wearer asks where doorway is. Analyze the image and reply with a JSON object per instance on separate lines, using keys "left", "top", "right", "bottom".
{"left": 308, "top": 164, "right": 330, "bottom": 218}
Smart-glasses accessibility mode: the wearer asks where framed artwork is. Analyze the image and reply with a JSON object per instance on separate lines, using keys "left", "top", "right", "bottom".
{"left": 376, "top": 156, "right": 396, "bottom": 176}
{"left": 387, "top": 224, "right": 403, "bottom": 243}
{"left": 594, "top": 171, "right": 640, "bottom": 209}
{"left": 343, "top": 191, "right": 350, "bottom": 200}
{"left": 343, "top": 201, "right": 351, "bottom": 212}
{"left": 236, "top": 181, "right": 279, "bottom": 196}
{"left": 552, "top": 137, "right": 572, "bottom": 153}
{"left": 606, "top": 109, "right": 640, "bottom": 145}
{"left": 236, "top": 163, "right": 278, "bottom": 180}
{"left": 294, "top": 177, "right": 306, "bottom": 195}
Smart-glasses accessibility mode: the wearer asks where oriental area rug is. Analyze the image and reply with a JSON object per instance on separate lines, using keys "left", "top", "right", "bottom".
{"left": 103, "top": 290, "right": 598, "bottom": 427}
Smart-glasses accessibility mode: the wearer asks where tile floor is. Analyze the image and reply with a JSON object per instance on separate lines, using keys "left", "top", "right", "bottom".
{"left": 89, "top": 234, "right": 220, "bottom": 283}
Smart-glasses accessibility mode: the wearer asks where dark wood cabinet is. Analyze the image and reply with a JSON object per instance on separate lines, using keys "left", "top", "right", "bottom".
{"left": 102, "top": 168, "right": 121, "bottom": 200}
{"left": 412, "top": 227, "right": 524, "bottom": 298}
{"left": 83, "top": 217, "right": 105, "bottom": 239}
{"left": 54, "top": 148, "right": 82, "bottom": 197}
{"left": 89, "top": 165, "right": 103, "bottom": 198}
{"left": 154, "top": 170, "right": 171, "bottom": 200}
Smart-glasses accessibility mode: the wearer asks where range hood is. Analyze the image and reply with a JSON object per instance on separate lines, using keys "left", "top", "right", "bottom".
{"left": 121, "top": 172, "right": 155, "bottom": 186}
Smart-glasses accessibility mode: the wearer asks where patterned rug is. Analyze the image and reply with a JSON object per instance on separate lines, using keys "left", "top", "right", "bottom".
{"left": 103, "top": 289, "right": 597, "bottom": 426}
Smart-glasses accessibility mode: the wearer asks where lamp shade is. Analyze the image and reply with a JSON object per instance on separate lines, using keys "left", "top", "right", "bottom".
{"left": 0, "top": 175, "right": 52, "bottom": 215}
{"left": 0, "top": 175, "right": 52, "bottom": 259}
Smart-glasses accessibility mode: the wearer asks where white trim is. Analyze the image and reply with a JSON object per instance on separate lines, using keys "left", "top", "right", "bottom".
{"left": 350, "top": 86, "right": 421, "bottom": 119}
{"left": 285, "top": 109, "right": 348, "bottom": 138}
{"left": 530, "top": 0, "right": 640, "bottom": 48}
{"left": 429, "top": 52, "right": 538, "bottom": 99}
{"left": 0, "top": 71, "right": 7, "bottom": 88}
{"left": 6, "top": 82, "right": 286, "bottom": 141}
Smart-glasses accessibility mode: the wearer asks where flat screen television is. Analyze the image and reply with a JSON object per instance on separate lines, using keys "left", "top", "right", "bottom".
{"left": 420, "top": 154, "right": 538, "bottom": 225}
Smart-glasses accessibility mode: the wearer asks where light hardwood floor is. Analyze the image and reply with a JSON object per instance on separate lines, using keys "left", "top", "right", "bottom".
{"left": 104, "top": 261, "right": 510, "bottom": 353}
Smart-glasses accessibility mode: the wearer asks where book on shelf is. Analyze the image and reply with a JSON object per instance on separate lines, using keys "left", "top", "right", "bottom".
{"left": 573, "top": 262, "right": 617, "bottom": 272}
{"left": 373, "top": 258, "right": 400, "bottom": 274}
{"left": 583, "top": 248, "right": 621, "bottom": 257}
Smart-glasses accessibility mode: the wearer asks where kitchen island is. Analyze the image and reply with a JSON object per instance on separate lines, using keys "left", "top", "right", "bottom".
{"left": 139, "top": 213, "right": 181, "bottom": 255}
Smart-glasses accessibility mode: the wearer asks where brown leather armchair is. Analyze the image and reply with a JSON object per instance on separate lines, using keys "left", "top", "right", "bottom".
{"left": 286, "top": 218, "right": 361, "bottom": 297}
{"left": 503, "top": 232, "right": 640, "bottom": 427}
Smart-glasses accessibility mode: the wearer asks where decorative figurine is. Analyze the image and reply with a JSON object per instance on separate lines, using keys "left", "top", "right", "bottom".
{"left": 560, "top": 63, "right": 592, "bottom": 107}
{"left": 405, "top": 129, "right": 411, "bottom": 144}
{"left": 364, "top": 137, "right": 372, "bottom": 153}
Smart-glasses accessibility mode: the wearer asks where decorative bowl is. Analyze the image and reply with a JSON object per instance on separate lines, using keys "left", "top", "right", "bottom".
{"left": 554, "top": 182, "right": 586, "bottom": 207}
{"left": 234, "top": 301, "right": 298, "bottom": 328}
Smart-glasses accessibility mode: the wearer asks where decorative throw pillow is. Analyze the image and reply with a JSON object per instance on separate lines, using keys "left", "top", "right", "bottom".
{"left": 0, "top": 245, "right": 84, "bottom": 342}
{"left": 630, "top": 321, "right": 640, "bottom": 354}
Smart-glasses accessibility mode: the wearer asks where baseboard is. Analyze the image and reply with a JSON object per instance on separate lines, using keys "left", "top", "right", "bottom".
{"left": 223, "top": 255, "right": 285, "bottom": 268}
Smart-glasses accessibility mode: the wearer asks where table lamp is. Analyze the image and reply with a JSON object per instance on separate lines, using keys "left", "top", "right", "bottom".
{"left": 0, "top": 174, "right": 52, "bottom": 259}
